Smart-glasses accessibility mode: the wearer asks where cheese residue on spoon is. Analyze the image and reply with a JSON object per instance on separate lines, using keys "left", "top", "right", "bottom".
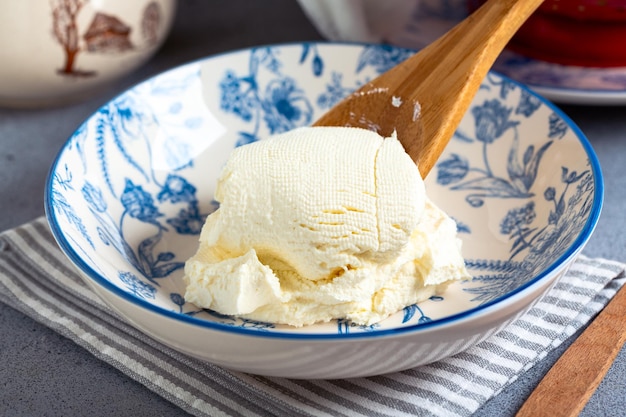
{"left": 183, "top": 126, "right": 470, "bottom": 327}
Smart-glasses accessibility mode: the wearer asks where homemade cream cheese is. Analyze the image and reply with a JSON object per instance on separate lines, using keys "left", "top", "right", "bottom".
{"left": 183, "top": 126, "right": 470, "bottom": 326}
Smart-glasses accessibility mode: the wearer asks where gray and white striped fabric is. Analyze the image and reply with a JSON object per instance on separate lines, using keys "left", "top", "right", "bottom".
{"left": 1, "top": 217, "right": 624, "bottom": 417}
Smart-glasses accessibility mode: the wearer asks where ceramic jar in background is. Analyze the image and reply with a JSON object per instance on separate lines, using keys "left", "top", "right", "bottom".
{"left": 0, "top": 0, "right": 176, "bottom": 108}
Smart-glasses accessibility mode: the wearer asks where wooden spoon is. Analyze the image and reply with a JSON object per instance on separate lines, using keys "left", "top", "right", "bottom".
{"left": 516, "top": 283, "right": 626, "bottom": 417}
{"left": 314, "top": 0, "right": 544, "bottom": 178}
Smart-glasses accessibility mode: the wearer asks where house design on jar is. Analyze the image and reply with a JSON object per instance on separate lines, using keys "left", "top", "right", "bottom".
{"left": 83, "top": 12, "right": 134, "bottom": 53}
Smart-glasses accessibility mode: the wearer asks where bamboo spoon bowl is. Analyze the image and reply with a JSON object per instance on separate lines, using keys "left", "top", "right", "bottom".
{"left": 314, "top": 0, "right": 544, "bottom": 178}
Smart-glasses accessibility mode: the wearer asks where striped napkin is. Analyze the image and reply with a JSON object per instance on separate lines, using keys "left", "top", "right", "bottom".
{"left": 1, "top": 218, "right": 624, "bottom": 417}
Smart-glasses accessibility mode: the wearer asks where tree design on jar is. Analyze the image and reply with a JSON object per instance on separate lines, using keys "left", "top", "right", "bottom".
{"left": 50, "top": 0, "right": 92, "bottom": 76}
{"left": 141, "top": 1, "right": 162, "bottom": 46}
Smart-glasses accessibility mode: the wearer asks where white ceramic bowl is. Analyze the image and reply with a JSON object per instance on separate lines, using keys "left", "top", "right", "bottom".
{"left": 45, "top": 42, "right": 602, "bottom": 379}
{"left": 0, "top": 0, "right": 176, "bottom": 108}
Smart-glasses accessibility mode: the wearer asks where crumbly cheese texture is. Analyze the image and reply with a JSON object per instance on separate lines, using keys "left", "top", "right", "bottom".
{"left": 184, "top": 126, "right": 470, "bottom": 326}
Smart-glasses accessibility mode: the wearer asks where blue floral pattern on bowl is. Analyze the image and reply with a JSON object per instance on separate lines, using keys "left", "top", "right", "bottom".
{"left": 46, "top": 43, "right": 601, "bottom": 337}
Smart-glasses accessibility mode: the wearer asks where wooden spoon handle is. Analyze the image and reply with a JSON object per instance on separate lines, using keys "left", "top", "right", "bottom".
{"left": 516, "top": 284, "right": 626, "bottom": 417}
{"left": 313, "top": 0, "right": 543, "bottom": 178}
{"left": 395, "top": 0, "right": 544, "bottom": 177}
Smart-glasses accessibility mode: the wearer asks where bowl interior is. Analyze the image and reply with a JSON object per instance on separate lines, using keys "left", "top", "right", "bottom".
{"left": 46, "top": 43, "right": 602, "bottom": 337}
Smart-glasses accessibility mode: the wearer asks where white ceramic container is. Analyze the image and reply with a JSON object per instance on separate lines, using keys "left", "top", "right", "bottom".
{"left": 0, "top": 0, "right": 176, "bottom": 107}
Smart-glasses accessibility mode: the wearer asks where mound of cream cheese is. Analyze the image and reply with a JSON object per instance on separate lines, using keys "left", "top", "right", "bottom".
{"left": 183, "top": 126, "right": 470, "bottom": 327}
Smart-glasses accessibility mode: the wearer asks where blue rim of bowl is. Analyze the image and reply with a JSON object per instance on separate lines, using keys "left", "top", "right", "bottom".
{"left": 44, "top": 41, "right": 605, "bottom": 341}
